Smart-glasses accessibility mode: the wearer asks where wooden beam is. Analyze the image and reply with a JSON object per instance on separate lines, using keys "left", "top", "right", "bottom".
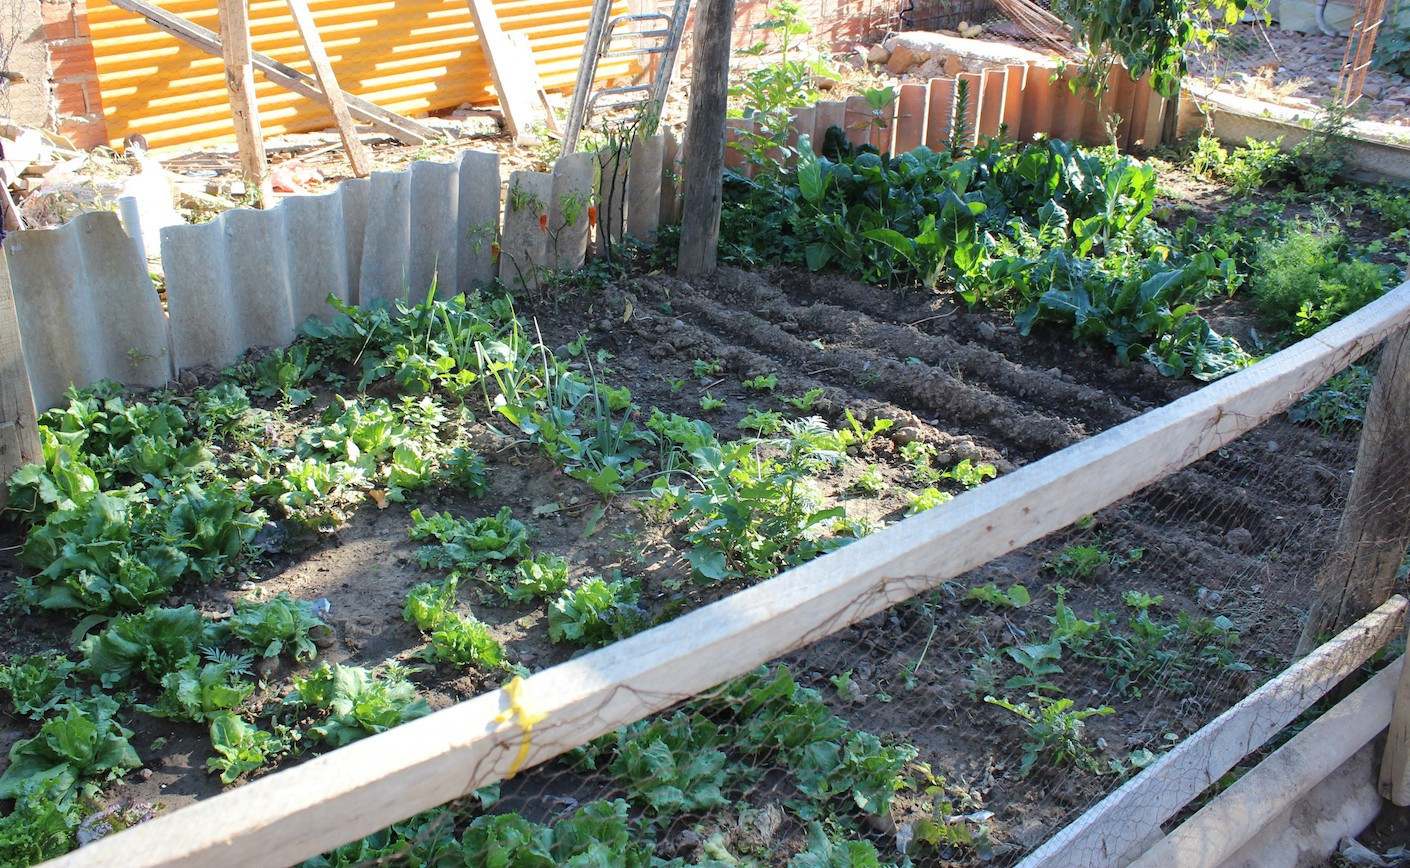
{"left": 282, "top": 0, "right": 371, "bottom": 177}
{"left": 464, "top": 0, "right": 540, "bottom": 142}
{"left": 216, "top": 0, "right": 271, "bottom": 206}
{"left": 1299, "top": 323, "right": 1410, "bottom": 653}
{"left": 1019, "top": 594, "right": 1408, "bottom": 868}
{"left": 1133, "top": 654, "right": 1402, "bottom": 867}
{"left": 1380, "top": 620, "right": 1410, "bottom": 804}
{"left": 0, "top": 249, "right": 40, "bottom": 507}
{"left": 105, "top": 0, "right": 439, "bottom": 145}
{"left": 676, "top": 0, "right": 734, "bottom": 276}
{"left": 49, "top": 283, "right": 1410, "bottom": 868}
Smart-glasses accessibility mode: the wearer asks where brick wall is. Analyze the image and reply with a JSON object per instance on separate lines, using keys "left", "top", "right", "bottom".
{"left": 38, "top": 0, "right": 107, "bottom": 148}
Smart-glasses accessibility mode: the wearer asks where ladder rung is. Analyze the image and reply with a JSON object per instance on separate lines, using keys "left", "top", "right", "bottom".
{"left": 606, "top": 29, "right": 673, "bottom": 42}
{"left": 603, "top": 45, "right": 669, "bottom": 58}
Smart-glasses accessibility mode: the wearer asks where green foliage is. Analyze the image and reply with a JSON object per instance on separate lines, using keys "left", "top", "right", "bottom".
{"left": 304, "top": 810, "right": 460, "bottom": 867}
{"left": 965, "top": 582, "right": 1031, "bottom": 608}
{"left": 1249, "top": 220, "right": 1395, "bottom": 336}
{"left": 742, "top": 374, "right": 779, "bottom": 392}
{"left": 0, "top": 653, "right": 84, "bottom": 719}
{"left": 1291, "top": 103, "right": 1355, "bottom": 192}
{"left": 440, "top": 446, "right": 490, "bottom": 496}
{"left": 782, "top": 388, "right": 825, "bottom": 411}
{"left": 0, "top": 785, "right": 80, "bottom": 864}
{"left": 409, "top": 507, "right": 532, "bottom": 571}
{"left": 0, "top": 695, "right": 140, "bottom": 802}
{"left": 207, "top": 711, "right": 280, "bottom": 783}
{"left": 404, "top": 577, "right": 459, "bottom": 632}
{"left": 508, "top": 552, "right": 572, "bottom": 603}
{"left": 235, "top": 343, "right": 320, "bottom": 405}
{"left": 1373, "top": 21, "right": 1410, "bottom": 77}
{"left": 851, "top": 463, "right": 886, "bottom": 495}
{"left": 285, "top": 662, "right": 433, "bottom": 747}
{"left": 984, "top": 693, "right": 1113, "bottom": 777}
{"left": 1289, "top": 364, "right": 1373, "bottom": 435}
{"left": 729, "top": 1, "right": 836, "bottom": 172}
{"left": 739, "top": 407, "right": 785, "bottom": 434}
{"left": 1048, "top": 544, "right": 1111, "bottom": 578}
{"left": 144, "top": 656, "right": 255, "bottom": 723}
{"left": 789, "top": 822, "right": 885, "bottom": 867}
{"left": 427, "top": 615, "right": 505, "bottom": 668}
{"left": 724, "top": 135, "right": 1250, "bottom": 380}
{"left": 711, "top": 666, "right": 917, "bottom": 815}
{"left": 80, "top": 605, "right": 226, "bottom": 688}
{"left": 1187, "top": 135, "right": 1289, "bottom": 195}
{"left": 613, "top": 711, "right": 729, "bottom": 816}
{"left": 906, "top": 487, "right": 953, "bottom": 515}
{"left": 1050, "top": 0, "right": 1263, "bottom": 97}
{"left": 548, "top": 574, "right": 647, "bottom": 646}
{"left": 229, "top": 592, "right": 323, "bottom": 660}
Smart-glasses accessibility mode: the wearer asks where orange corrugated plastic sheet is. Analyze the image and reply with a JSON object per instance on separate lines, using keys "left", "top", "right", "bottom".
{"left": 87, "top": 0, "right": 633, "bottom": 149}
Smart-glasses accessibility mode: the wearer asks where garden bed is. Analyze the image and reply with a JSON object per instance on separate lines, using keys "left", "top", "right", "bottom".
{"left": 4, "top": 126, "right": 1409, "bottom": 865}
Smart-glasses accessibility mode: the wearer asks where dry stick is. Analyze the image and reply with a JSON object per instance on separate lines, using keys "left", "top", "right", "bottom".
{"left": 216, "top": 0, "right": 272, "bottom": 206}
{"left": 283, "top": 0, "right": 371, "bottom": 178}
{"left": 1298, "top": 323, "right": 1410, "bottom": 654}
{"left": 676, "top": 0, "right": 735, "bottom": 276}
{"left": 54, "top": 282, "right": 1410, "bottom": 868}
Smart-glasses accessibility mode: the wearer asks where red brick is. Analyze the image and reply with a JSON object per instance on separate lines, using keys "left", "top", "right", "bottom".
{"left": 42, "top": 19, "right": 75, "bottom": 41}
{"left": 73, "top": 11, "right": 91, "bottom": 37}
{"left": 53, "top": 80, "right": 90, "bottom": 115}
{"left": 40, "top": 0, "right": 74, "bottom": 26}
{"left": 56, "top": 115, "right": 109, "bottom": 150}
{"left": 49, "top": 46, "right": 98, "bottom": 80}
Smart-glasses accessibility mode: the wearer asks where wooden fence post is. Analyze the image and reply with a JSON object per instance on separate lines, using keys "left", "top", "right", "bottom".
{"left": 284, "top": 0, "right": 371, "bottom": 178}
{"left": 0, "top": 249, "right": 40, "bottom": 504}
{"left": 217, "top": 0, "right": 272, "bottom": 206}
{"left": 1298, "top": 325, "right": 1410, "bottom": 654}
{"left": 676, "top": 0, "right": 735, "bottom": 277}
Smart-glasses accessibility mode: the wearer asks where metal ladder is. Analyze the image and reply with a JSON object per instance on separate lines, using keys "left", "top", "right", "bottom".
{"left": 561, "top": 0, "right": 691, "bottom": 153}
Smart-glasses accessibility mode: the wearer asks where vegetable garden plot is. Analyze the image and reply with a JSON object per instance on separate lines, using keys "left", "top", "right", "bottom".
{"left": 0, "top": 260, "right": 1401, "bottom": 866}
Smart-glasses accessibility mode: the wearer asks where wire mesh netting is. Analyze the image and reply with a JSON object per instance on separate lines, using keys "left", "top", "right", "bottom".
{"left": 197, "top": 266, "right": 1392, "bottom": 867}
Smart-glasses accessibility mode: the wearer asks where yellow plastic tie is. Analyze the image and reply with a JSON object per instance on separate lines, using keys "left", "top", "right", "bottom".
{"left": 493, "top": 676, "right": 546, "bottom": 778}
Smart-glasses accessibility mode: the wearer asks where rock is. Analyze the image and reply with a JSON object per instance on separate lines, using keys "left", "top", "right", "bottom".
{"left": 255, "top": 655, "right": 286, "bottom": 682}
{"left": 1225, "top": 527, "right": 1255, "bottom": 554}
{"left": 671, "top": 829, "right": 703, "bottom": 859}
{"left": 886, "top": 42, "right": 919, "bottom": 75}
{"left": 1266, "top": 440, "right": 1280, "bottom": 453}
{"left": 179, "top": 369, "right": 199, "bottom": 390}
{"left": 867, "top": 43, "right": 891, "bottom": 64}
{"left": 891, "top": 425, "right": 924, "bottom": 446}
{"left": 1361, "top": 81, "right": 1383, "bottom": 99}
{"left": 978, "top": 321, "right": 997, "bottom": 341}
{"left": 812, "top": 74, "right": 836, "bottom": 90}
{"left": 1196, "top": 587, "right": 1224, "bottom": 610}
{"left": 866, "top": 812, "right": 898, "bottom": 835}
{"left": 1338, "top": 838, "right": 1389, "bottom": 866}
{"left": 309, "top": 623, "right": 337, "bottom": 649}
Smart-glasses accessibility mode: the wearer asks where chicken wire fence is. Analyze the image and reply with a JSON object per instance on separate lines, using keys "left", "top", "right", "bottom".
{"left": 0, "top": 0, "right": 50, "bottom": 127}
{"left": 265, "top": 338, "right": 1397, "bottom": 867}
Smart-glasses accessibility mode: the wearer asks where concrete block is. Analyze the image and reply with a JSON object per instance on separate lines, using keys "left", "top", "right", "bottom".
{"left": 455, "top": 150, "right": 499, "bottom": 292}
{"left": 626, "top": 133, "right": 665, "bottom": 241}
{"left": 5, "top": 211, "right": 169, "bottom": 409}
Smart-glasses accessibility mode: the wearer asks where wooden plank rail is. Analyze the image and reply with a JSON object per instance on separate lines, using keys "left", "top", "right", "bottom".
{"left": 49, "top": 280, "right": 1410, "bottom": 867}
{"left": 1132, "top": 652, "right": 1405, "bottom": 867}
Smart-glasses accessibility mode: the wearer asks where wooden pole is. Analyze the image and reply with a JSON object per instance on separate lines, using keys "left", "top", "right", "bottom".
{"left": 283, "top": 0, "right": 371, "bottom": 178}
{"left": 217, "top": 0, "right": 272, "bottom": 206}
{"left": 675, "top": 0, "right": 734, "bottom": 276}
{"left": 465, "top": 0, "right": 540, "bottom": 142}
{"left": 0, "top": 249, "right": 39, "bottom": 506}
{"left": 1298, "top": 324, "right": 1410, "bottom": 655}
{"left": 1379, "top": 620, "right": 1410, "bottom": 804}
